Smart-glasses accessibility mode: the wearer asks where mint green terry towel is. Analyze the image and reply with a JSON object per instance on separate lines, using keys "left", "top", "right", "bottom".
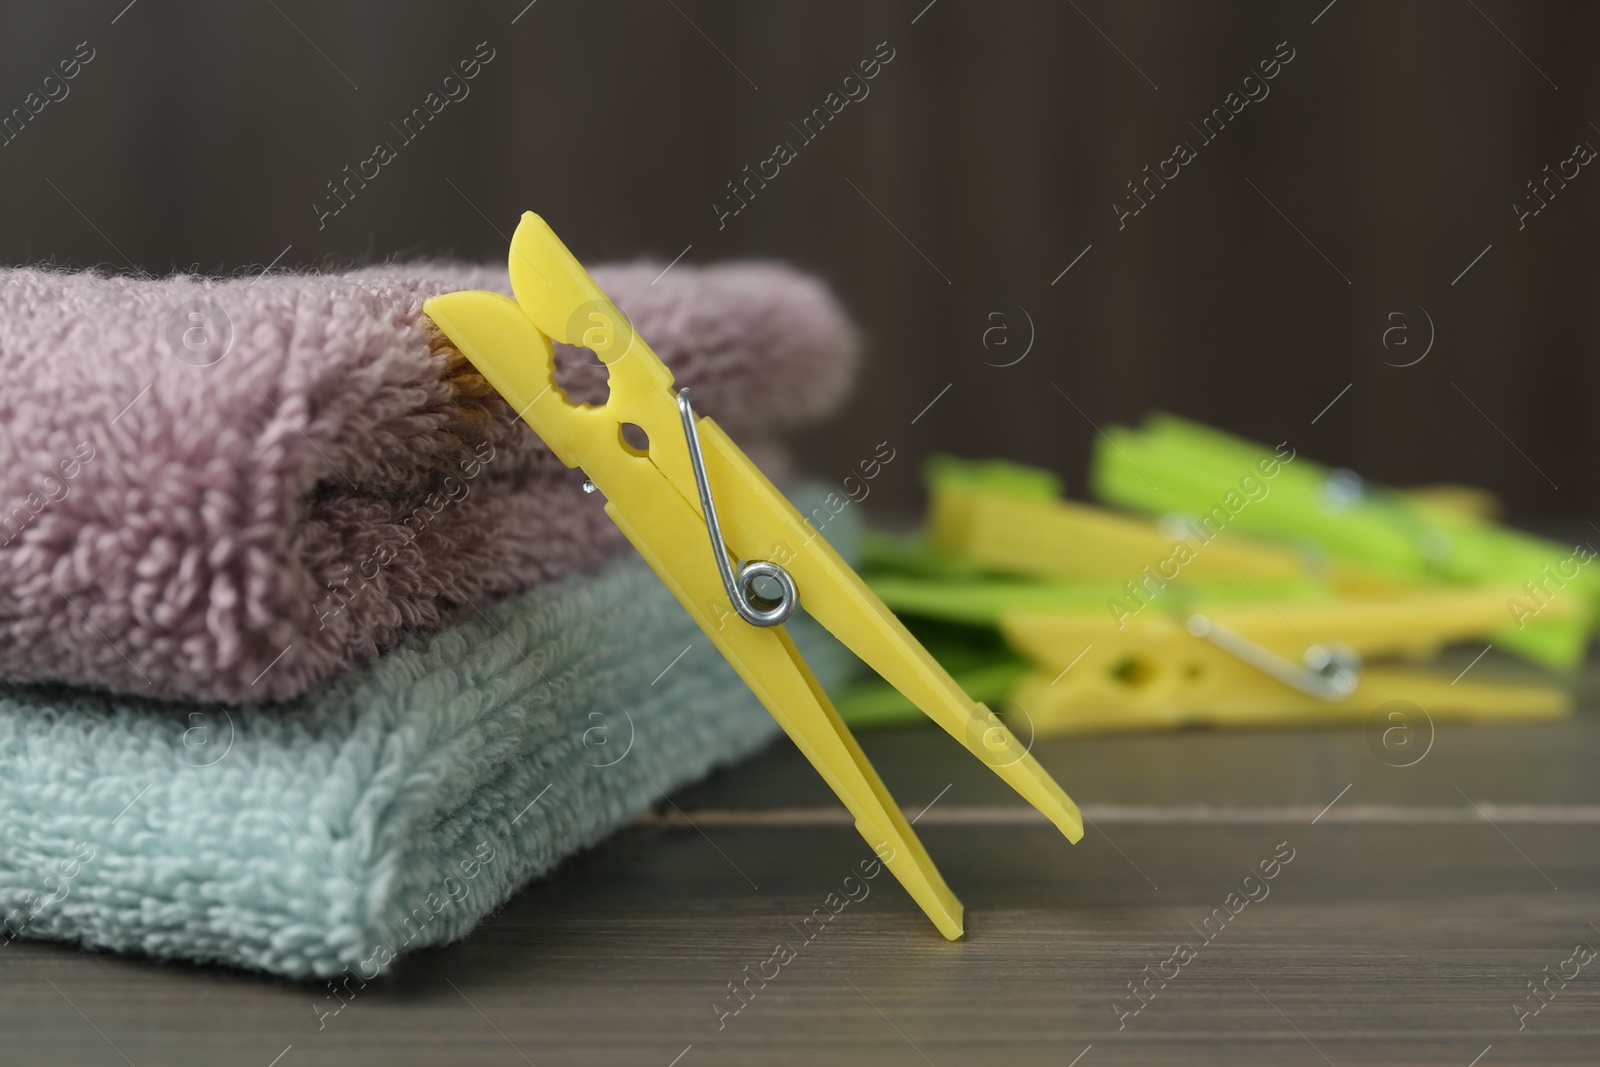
{"left": 0, "top": 538, "right": 855, "bottom": 979}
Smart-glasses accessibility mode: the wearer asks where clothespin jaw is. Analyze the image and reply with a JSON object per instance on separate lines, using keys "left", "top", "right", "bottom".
{"left": 424, "top": 212, "right": 1084, "bottom": 941}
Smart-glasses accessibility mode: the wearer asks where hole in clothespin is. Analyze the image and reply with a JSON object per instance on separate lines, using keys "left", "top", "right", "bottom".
{"left": 548, "top": 301, "right": 636, "bottom": 407}
{"left": 619, "top": 422, "right": 650, "bottom": 455}
{"left": 551, "top": 344, "right": 605, "bottom": 405}
{"left": 1111, "top": 655, "right": 1157, "bottom": 689}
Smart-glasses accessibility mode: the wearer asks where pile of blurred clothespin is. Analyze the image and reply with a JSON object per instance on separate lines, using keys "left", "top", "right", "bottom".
{"left": 836, "top": 414, "right": 1598, "bottom": 734}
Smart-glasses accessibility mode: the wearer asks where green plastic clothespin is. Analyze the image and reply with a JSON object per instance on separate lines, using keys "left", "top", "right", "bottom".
{"left": 1089, "top": 414, "right": 1598, "bottom": 669}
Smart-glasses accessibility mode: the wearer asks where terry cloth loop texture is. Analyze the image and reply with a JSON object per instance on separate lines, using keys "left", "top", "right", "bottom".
{"left": 0, "top": 544, "right": 856, "bottom": 979}
{"left": 0, "top": 260, "right": 858, "bottom": 703}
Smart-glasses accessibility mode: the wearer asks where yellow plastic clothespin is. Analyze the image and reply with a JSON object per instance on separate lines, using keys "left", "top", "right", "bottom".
{"left": 423, "top": 213, "right": 1083, "bottom": 940}
{"left": 927, "top": 458, "right": 1311, "bottom": 585}
{"left": 1001, "top": 588, "right": 1573, "bottom": 734}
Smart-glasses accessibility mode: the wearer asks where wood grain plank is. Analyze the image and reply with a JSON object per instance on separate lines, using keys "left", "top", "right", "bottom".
{"left": 4, "top": 719, "right": 1598, "bottom": 1065}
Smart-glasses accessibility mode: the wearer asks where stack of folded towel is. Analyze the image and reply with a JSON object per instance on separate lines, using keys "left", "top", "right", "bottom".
{"left": 0, "top": 257, "right": 860, "bottom": 978}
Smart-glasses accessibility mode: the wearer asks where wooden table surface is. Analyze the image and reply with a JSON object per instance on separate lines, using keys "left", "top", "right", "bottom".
{"left": 7, "top": 709, "right": 1599, "bottom": 1066}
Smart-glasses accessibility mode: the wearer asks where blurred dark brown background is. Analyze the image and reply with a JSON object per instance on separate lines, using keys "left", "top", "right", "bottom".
{"left": 3, "top": 0, "right": 1599, "bottom": 521}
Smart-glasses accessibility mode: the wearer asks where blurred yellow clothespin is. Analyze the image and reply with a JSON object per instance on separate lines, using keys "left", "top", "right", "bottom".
{"left": 423, "top": 212, "right": 1083, "bottom": 940}
{"left": 928, "top": 455, "right": 1312, "bottom": 585}
{"left": 1002, "top": 588, "right": 1573, "bottom": 734}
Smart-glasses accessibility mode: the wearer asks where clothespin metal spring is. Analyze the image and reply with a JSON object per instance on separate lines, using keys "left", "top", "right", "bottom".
{"left": 1185, "top": 614, "right": 1360, "bottom": 701}
{"left": 677, "top": 388, "right": 798, "bottom": 627}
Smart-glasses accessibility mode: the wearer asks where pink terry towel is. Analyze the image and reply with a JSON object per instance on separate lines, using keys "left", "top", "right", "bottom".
{"left": 0, "top": 260, "right": 857, "bottom": 703}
